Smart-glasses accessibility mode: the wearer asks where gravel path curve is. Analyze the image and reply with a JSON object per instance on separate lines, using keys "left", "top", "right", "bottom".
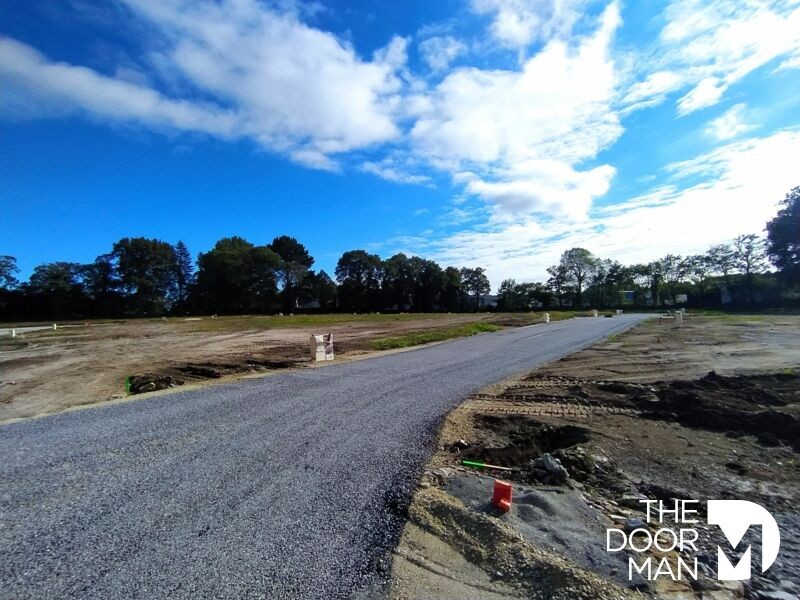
{"left": 0, "top": 314, "right": 648, "bottom": 599}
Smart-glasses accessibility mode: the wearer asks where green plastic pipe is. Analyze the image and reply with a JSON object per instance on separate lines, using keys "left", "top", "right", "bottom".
{"left": 461, "top": 460, "right": 513, "bottom": 471}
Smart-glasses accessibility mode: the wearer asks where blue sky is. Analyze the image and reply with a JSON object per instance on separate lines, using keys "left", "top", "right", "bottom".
{"left": 2, "top": 0, "right": 799, "bottom": 287}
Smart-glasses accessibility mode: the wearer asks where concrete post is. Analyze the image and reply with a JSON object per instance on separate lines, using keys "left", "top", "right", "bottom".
{"left": 11, "top": 329, "right": 16, "bottom": 338}
{"left": 53, "top": 323, "right": 57, "bottom": 330}
{"left": 592, "top": 309, "right": 598, "bottom": 317}
{"left": 674, "top": 311, "right": 683, "bottom": 327}
{"left": 543, "top": 313, "right": 550, "bottom": 323}
{"left": 310, "top": 333, "right": 335, "bottom": 361}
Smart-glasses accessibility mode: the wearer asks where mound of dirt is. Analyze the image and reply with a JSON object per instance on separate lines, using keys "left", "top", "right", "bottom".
{"left": 397, "top": 486, "right": 636, "bottom": 600}
{"left": 128, "top": 374, "right": 184, "bottom": 394}
{"left": 460, "top": 415, "right": 590, "bottom": 469}
{"left": 640, "top": 372, "right": 800, "bottom": 451}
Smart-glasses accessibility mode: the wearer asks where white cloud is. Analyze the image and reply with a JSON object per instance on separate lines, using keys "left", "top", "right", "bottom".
{"left": 360, "top": 160, "right": 432, "bottom": 185}
{"left": 705, "top": 103, "right": 754, "bottom": 140}
{"left": 663, "top": 0, "right": 800, "bottom": 114}
{"left": 622, "top": 70, "right": 683, "bottom": 110}
{"left": 460, "top": 161, "right": 615, "bottom": 219}
{"left": 677, "top": 76, "right": 727, "bottom": 114}
{"left": 471, "top": 0, "right": 588, "bottom": 48}
{"left": 427, "top": 130, "right": 799, "bottom": 286}
{"left": 418, "top": 36, "right": 465, "bottom": 72}
{"left": 0, "top": 0, "right": 408, "bottom": 169}
{"left": 411, "top": 3, "right": 621, "bottom": 219}
{"left": 0, "top": 37, "right": 238, "bottom": 135}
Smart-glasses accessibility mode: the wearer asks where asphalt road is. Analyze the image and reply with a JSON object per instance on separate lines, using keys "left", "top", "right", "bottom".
{"left": 0, "top": 314, "right": 648, "bottom": 599}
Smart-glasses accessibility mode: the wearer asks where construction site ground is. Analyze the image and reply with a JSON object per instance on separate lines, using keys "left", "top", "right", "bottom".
{"left": 390, "top": 315, "right": 800, "bottom": 600}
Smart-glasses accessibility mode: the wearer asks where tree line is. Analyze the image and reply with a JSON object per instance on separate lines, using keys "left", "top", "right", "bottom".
{"left": 0, "top": 235, "right": 492, "bottom": 319}
{"left": 498, "top": 187, "right": 799, "bottom": 311}
{"left": 1, "top": 187, "right": 797, "bottom": 320}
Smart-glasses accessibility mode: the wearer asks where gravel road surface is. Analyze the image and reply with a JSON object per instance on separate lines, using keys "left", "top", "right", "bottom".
{"left": 1, "top": 314, "right": 648, "bottom": 599}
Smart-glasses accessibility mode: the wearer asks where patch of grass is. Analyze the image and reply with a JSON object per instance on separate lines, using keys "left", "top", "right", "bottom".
{"left": 180, "top": 312, "right": 483, "bottom": 332}
{"left": 486, "top": 311, "right": 588, "bottom": 327}
{"left": 370, "top": 322, "right": 502, "bottom": 350}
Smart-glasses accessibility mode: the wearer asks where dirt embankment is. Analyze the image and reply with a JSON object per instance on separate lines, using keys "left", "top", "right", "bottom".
{"left": 391, "top": 316, "right": 800, "bottom": 600}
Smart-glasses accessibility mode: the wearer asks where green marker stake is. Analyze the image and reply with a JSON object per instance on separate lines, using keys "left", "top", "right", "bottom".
{"left": 125, "top": 377, "right": 131, "bottom": 395}
{"left": 461, "top": 460, "right": 514, "bottom": 472}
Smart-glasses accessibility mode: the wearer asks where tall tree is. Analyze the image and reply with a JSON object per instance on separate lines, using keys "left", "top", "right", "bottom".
{"left": 684, "top": 254, "right": 712, "bottom": 301}
{"left": 546, "top": 264, "right": 569, "bottom": 308}
{"left": 460, "top": 267, "right": 491, "bottom": 311}
{"left": 498, "top": 278, "right": 519, "bottom": 311}
{"left": 173, "top": 241, "right": 194, "bottom": 310}
{"left": 269, "top": 236, "right": 314, "bottom": 312}
{"left": 195, "top": 237, "right": 281, "bottom": 313}
{"left": 112, "top": 238, "right": 178, "bottom": 315}
{"left": 559, "top": 248, "right": 596, "bottom": 308}
{"left": 82, "top": 253, "right": 121, "bottom": 316}
{"left": 706, "top": 243, "right": 736, "bottom": 286}
{"left": 733, "top": 234, "right": 767, "bottom": 303}
{"left": 382, "top": 253, "right": 415, "bottom": 310}
{"left": 766, "top": 187, "right": 800, "bottom": 281}
{"left": 299, "top": 270, "right": 338, "bottom": 310}
{"left": 410, "top": 257, "right": 445, "bottom": 312}
{"left": 335, "top": 250, "right": 383, "bottom": 312}
{"left": 658, "top": 254, "right": 687, "bottom": 304}
{"left": 441, "top": 267, "right": 462, "bottom": 312}
{"left": 0, "top": 256, "right": 19, "bottom": 289}
{"left": 26, "top": 262, "right": 86, "bottom": 318}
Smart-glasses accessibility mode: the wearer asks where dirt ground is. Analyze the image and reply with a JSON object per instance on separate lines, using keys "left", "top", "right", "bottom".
{"left": 0, "top": 313, "right": 495, "bottom": 423}
{"left": 391, "top": 315, "right": 800, "bottom": 600}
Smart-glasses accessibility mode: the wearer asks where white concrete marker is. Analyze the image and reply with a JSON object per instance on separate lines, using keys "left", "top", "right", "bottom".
{"left": 310, "top": 333, "right": 334, "bottom": 361}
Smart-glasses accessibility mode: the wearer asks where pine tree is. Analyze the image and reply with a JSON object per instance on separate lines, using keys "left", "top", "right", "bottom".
{"left": 173, "top": 240, "right": 194, "bottom": 309}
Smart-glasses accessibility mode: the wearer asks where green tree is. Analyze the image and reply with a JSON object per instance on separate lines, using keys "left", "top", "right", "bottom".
{"left": 382, "top": 253, "right": 415, "bottom": 310}
{"left": 0, "top": 256, "right": 19, "bottom": 289}
{"left": 82, "top": 253, "right": 121, "bottom": 316}
{"left": 335, "top": 250, "right": 383, "bottom": 312}
{"left": 26, "top": 262, "right": 85, "bottom": 318}
{"left": 766, "top": 187, "right": 800, "bottom": 281}
{"left": 173, "top": 241, "right": 194, "bottom": 311}
{"left": 559, "top": 248, "right": 597, "bottom": 308}
{"left": 441, "top": 267, "right": 462, "bottom": 312}
{"left": 732, "top": 234, "right": 767, "bottom": 303}
{"left": 706, "top": 243, "right": 736, "bottom": 286}
{"left": 112, "top": 237, "right": 179, "bottom": 315}
{"left": 410, "top": 257, "right": 445, "bottom": 311}
{"left": 497, "top": 278, "right": 518, "bottom": 311}
{"left": 195, "top": 237, "right": 281, "bottom": 313}
{"left": 269, "top": 236, "right": 314, "bottom": 312}
{"left": 299, "top": 270, "right": 338, "bottom": 310}
{"left": 658, "top": 254, "right": 687, "bottom": 304}
{"left": 546, "top": 264, "right": 569, "bottom": 308}
{"left": 460, "top": 267, "right": 491, "bottom": 311}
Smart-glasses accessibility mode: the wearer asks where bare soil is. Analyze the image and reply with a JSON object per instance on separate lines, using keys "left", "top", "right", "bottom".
{"left": 391, "top": 315, "right": 800, "bottom": 600}
{"left": 0, "top": 313, "right": 490, "bottom": 423}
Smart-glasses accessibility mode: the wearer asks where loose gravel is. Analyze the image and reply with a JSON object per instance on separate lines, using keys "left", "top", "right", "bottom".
{"left": 0, "top": 315, "right": 647, "bottom": 599}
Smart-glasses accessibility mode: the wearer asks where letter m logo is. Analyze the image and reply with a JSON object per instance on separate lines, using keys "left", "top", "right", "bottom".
{"left": 707, "top": 500, "right": 781, "bottom": 581}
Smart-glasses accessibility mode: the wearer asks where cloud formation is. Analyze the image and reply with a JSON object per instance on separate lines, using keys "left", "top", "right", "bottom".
{"left": 471, "top": 0, "right": 588, "bottom": 48}
{"left": 428, "top": 130, "right": 800, "bottom": 284}
{"left": 0, "top": 0, "right": 407, "bottom": 168}
{"left": 2, "top": 0, "right": 799, "bottom": 285}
